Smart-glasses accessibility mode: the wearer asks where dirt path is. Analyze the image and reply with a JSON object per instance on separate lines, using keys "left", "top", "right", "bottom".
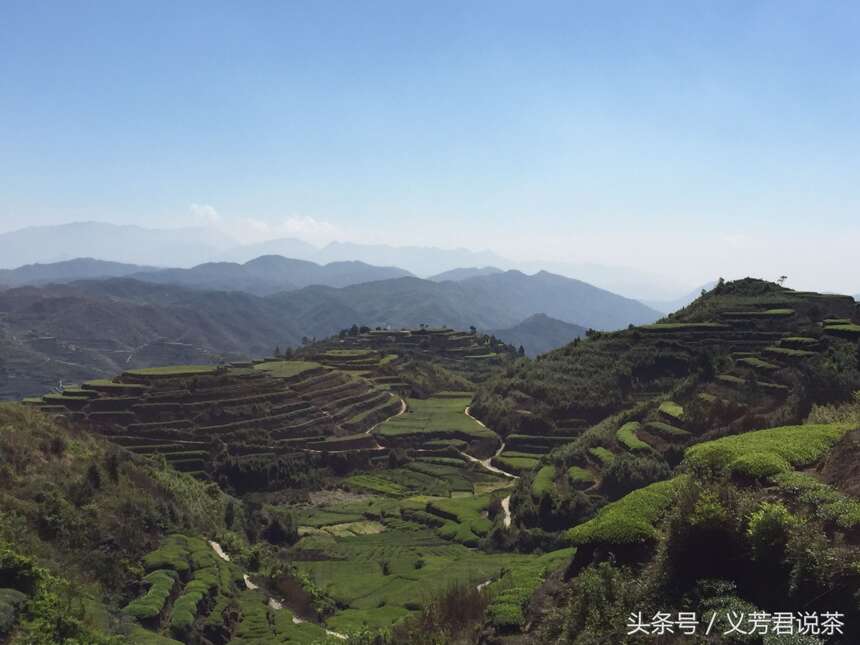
{"left": 460, "top": 406, "right": 518, "bottom": 529}
{"left": 366, "top": 395, "right": 407, "bottom": 435}
{"left": 209, "top": 541, "right": 348, "bottom": 639}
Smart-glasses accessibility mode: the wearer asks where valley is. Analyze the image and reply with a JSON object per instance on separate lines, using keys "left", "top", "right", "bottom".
{"left": 1, "top": 278, "right": 859, "bottom": 644}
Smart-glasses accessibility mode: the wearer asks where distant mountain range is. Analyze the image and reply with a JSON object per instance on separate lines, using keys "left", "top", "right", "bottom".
{"left": 0, "top": 221, "right": 692, "bottom": 300}
{"left": 429, "top": 267, "right": 504, "bottom": 282}
{"left": 490, "top": 314, "right": 586, "bottom": 356}
{"left": 0, "top": 256, "right": 412, "bottom": 294}
{"left": 0, "top": 266, "right": 660, "bottom": 397}
{"left": 0, "top": 258, "right": 158, "bottom": 287}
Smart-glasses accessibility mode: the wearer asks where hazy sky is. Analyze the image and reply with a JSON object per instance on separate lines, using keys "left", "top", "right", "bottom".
{"left": 2, "top": 1, "right": 859, "bottom": 293}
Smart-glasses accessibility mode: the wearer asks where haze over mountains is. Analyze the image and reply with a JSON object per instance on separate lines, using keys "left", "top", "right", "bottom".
{"left": 0, "top": 221, "right": 690, "bottom": 300}
{"left": 490, "top": 313, "right": 587, "bottom": 356}
{"left": 0, "top": 260, "right": 660, "bottom": 398}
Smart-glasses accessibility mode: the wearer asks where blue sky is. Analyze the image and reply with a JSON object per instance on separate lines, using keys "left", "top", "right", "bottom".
{"left": 1, "top": 1, "right": 859, "bottom": 292}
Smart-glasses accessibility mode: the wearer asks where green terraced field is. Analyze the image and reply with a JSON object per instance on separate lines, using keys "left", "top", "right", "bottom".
{"left": 567, "top": 466, "right": 593, "bottom": 487}
{"left": 254, "top": 360, "right": 323, "bottom": 378}
{"left": 642, "top": 421, "right": 690, "bottom": 438}
{"left": 492, "top": 453, "right": 540, "bottom": 474}
{"left": 125, "top": 365, "right": 218, "bottom": 377}
{"left": 737, "top": 356, "right": 779, "bottom": 370}
{"left": 640, "top": 322, "right": 729, "bottom": 331}
{"left": 292, "top": 528, "right": 537, "bottom": 633}
{"left": 485, "top": 548, "right": 575, "bottom": 630}
{"left": 824, "top": 323, "right": 860, "bottom": 336}
{"left": 373, "top": 395, "right": 497, "bottom": 444}
{"left": 658, "top": 401, "right": 684, "bottom": 421}
{"left": 616, "top": 421, "right": 649, "bottom": 451}
{"left": 588, "top": 446, "right": 615, "bottom": 466}
{"left": 684, "top": 423, "right": 853, "bottom": 478}
{"left": 566, "top": 477, "right": 685, "bottom": 546}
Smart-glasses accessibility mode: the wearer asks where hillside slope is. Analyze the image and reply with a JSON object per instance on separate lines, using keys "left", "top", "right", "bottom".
{"left": 490, "top": 314, "right": 587, "bottom": 356}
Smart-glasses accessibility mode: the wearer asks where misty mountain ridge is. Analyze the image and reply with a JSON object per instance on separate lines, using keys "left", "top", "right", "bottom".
{"left": 429, "top": 266, "right": 504, "bottom": 282}
{"left": 0, "top": 269, "right": 659, "bottom": 397}
{"left": 0, "top": 221, "right": 693, "bottom": 300}
{"left": 130, "top": 255, "right": 413, "bottom": 295}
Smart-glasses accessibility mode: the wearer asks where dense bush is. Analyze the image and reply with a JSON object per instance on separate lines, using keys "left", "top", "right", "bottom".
{"left": 601, "top": 453, "right": 670, "bottom": 500}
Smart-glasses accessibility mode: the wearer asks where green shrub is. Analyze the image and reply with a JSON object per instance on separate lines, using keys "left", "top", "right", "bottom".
{"left": 729, "top": 452, "right": 791, "bottom": 478}
{"left": 601, "top": 453, "right": 671, "bottom": 500}
{"left": 684, "top": 423, "right": 852, "bottom": 476}
{"left": 567, "top": 477, "right": 682, "bottom": 546}
{"left": 747, "top": 502, "right": 798, "bottom": 562}
{"left": 531, "top": 466, "right": 556, "bottom": 497}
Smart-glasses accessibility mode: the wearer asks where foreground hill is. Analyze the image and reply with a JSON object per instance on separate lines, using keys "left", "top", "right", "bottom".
{"left": 436, "top": 278, "right": 860, "bottom": 643}
{"left": 1, "top": 271, "right": 657, "bottom": 398}
{"left": 490, "top": 313, "right": 587, "bottom": 356}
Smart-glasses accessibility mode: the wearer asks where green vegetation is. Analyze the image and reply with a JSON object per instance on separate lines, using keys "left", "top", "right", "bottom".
{"left": 825, "top": 323, "right": 860, "bottom": 336}
{"left": 772, "top": 471, "right": 860, "bottom": 530}
{"left": 737, "top": 356, "right": 779, "bottom": 370}
{"left": 531, "top": 465, "right": 556, "bottom": 496}
{"left": 124, "top": 365, "right": 218, "bottom": 376}
{"left": 640, "top": 322, "right": 729, "bottom": 331}
{"left": 723, "top": 308, "right": 795, "bottom": 317}
{"left": 567, "top": 466, "right": 593, "bottom": 486}
{"left": 588, "top": 446, "right": 615, "bottom": 466}
{"left": 567, "top": 477, "right": 683, "bottom": 545}
{"left": 254, "top": 360, "right": 322, "bottom": 378}
{"left": 657, "top": 401, "right": 684, "bottom": 421}
{"left": 684, "top": 423, "right": 853, "bottom": 476}
{"left": 485, "top": 548, "right": 574, "bottom": 630}
{"left": 123, "top": 569, "right": 178, "bottom": 619}
{"left": 615, "top": 421, "right": 648, "bottom": 451}
{"left": 642, "top": 421, "right": 690, "bottom": 438}
{"left": 4, "top": 281, "right": 860, "bottom": 644}
{"left": 373, "top": 395, "right": 496, "bottom": 445}
{"left": 492, "top": 453, "right": 540, "bottom": 474}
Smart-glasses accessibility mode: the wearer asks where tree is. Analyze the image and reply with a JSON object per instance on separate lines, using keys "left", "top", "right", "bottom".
{"left": 469, "top": 325, "right": 477, "bottom": 335}
{"left": 518, "top": 345, "right": 526, "bottom": 357}
{"left": 777, "top": 275, "right": 788, "bottom": 286}
{"left": 274, "top": 345, "right": 282, "bottom": 358}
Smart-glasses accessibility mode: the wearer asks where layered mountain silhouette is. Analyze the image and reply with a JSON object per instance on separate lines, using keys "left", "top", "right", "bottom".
{"left": 0, "top": 222, "right": 690, "bottom": 299}
{"left": 429, "top": 267, "right": 504, "bottom": 282}
{"left": 490, "top": 313, "right": 587, "bottom": 356}
{"left": 0, "top": 265, "right": 660, "bottom": 397}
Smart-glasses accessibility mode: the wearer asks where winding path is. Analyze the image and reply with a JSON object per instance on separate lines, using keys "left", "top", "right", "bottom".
{"left": 460, "top": 407, "right": 518, "bottom": 529}
{"left": 209, "top": 540, "right": 348, "bottom": 640}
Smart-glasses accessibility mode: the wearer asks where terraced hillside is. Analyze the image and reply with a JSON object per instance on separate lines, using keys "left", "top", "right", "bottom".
{"left": 303, "top": 326, "right": 517, "bottom": 393}
{"left": 21, "top": 360, "right": 401, "bottom": 482}
{"left": 7, "top": 280, "right": 860, "bottom": 644}
{"left": 461, "top": 279, "right": 860, "bottom": 642}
